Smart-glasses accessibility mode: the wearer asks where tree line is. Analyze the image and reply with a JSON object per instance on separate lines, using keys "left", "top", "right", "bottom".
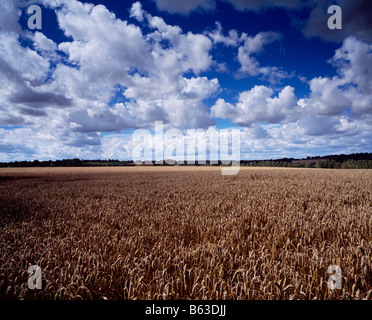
{"left": 1, "top": 153, "right": 372, "bottom": 169}
{"left": 241, "top": 159, "right": 372, "bottom": 169}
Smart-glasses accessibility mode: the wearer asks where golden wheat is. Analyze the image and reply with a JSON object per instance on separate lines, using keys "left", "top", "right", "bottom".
{"left": 0, "top": 167, "right": 371, "bottom": 300}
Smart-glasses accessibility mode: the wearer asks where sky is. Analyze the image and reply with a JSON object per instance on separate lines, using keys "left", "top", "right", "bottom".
{"left": 0, "top": 0, "right": 372, "bottom": 161}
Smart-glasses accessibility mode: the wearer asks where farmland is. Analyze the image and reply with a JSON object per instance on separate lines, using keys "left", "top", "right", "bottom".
{"left": 0, "top": 167, "right": 371, "bottom": 300}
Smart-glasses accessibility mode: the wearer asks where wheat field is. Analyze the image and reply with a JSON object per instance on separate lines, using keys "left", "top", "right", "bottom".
{"left": 0, "top": 167, "right": 371, "bottom": 300}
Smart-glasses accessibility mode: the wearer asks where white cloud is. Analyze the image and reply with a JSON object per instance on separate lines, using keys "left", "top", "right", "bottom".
{"left": 33, "top": 31, "right": 58, "bottom": 52}
{"left": 237, "top": 32, "right": 278, "bottom": 76}
{"left": 236, "top": 31, "right": 290, "bottom": 83}
{"left": 0, "top": 126, "right": 101, "bottom": 161}
{"left": 0, "top": 0, "right": 220, "bottom": 158}
{"left": 56, "top": 2, "right": 151, "bottom": 75}
{"left": 298, "top": 77, "right": 352, "bottom": 116}
{"left": 0, "top": 0, "right": 22, "bottom": 34}
{"left": 101, "top": 133, "right": 133, "bottom": 160}
{"left": 46, "top": 0, "right": 217, "bottom": 130}
{"left": 332, "top": 37, "right": 372, "bottom": 95}
{"left": 129, "top": 1, "right": 144, "bottom": 22}
{"left": 216, "top": 36, "right": 372, "bottom": 129}
{"left": 0, "top": 31, "right": 50, "bottom": 83}
{"left": 205, "top": 24, "right": 291, "bottom": 81}
{"left": 298, "top": 37, "right": 372, "bottom": 117}
{"left": 131, "top": 6, "right": 214, "bottom": 75}
{"left": 1, "top": 0, "right": 372, "bottom": 161}
{"left": 211, "top": 85, "right": 297, "bottom": 126}
{"left": 206, "top": 22, "right": 239, "bottom": 47}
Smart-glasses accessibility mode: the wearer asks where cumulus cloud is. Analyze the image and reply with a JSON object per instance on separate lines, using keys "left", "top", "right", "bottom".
{"left": 123, "top": 3, "right": 218, "bottom": 127}
{"left": 332, "top": 37, "right": 372, "bottom": 95}
{"left": 238, "top": 111, "right": 372, "bottom": 160}
{"left": 0, "top": 31, "right": 50, "bottom": 83}
{"left": 214, "top": 35, "right": 372, "bottom": 135}
{"left": 0, "top": 126, "right": 103, "bottom": 161}
{"left": 129, "top": 1, "right": 145, "bottom": 21}
{"left": 298, "top": 76, "right": 352, "bottom": 116}
{"left": 0, "top": 0, "right": 23, "bottom": 34}
{"left": 204, "top": 24, "right": 291, "bottom": 81}
{"left": 236, "top": 31, "right": 291, "bottom": 83}
{"left": 1, "top": 0, "right": 372, "bottom": 161}
{"left": 208, "top": 34, "right": 372, "bottom": 157}
{"left": 33, "top": 31, "right": 58, "bottom": 52}
{"left": 237, "top": 31, "right": 277, "bottom": 76}
{"left": 0, "top": 29, "right": 61, "bottom": 127}
{"left": 0, "top": 0, "right": 222, "bottom": 158}
{"left": 298, "top": 37, "right": 372, "bottom": 117}
{"left": 211, "top": 85, "right": 297, "bottom": 126}
{"left": 206, "top": 22, "right": 239, "bottom": 47}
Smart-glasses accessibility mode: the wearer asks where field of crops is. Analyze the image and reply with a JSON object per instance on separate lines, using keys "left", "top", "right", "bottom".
{"left": 0, "top": 167, "right": 371, "bottom": 300}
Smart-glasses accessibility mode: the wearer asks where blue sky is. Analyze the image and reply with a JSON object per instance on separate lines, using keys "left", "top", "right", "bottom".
{"left": 0, "top": 0, "right": 372, "bottom": 161}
